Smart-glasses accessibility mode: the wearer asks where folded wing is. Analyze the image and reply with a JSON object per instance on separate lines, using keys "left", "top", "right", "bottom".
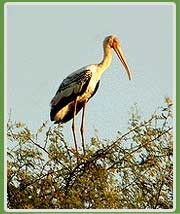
{"left": 50, "top": 69, "right": 92, "bottom": 122}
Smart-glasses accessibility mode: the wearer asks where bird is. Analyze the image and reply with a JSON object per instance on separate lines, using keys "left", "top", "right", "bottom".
{"left": 50, "top": 35, "right": 132, "bottom": 156}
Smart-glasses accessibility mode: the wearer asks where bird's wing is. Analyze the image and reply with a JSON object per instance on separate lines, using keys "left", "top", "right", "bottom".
{"left": 50, "top": 69, "right": 92, "bottom": 107}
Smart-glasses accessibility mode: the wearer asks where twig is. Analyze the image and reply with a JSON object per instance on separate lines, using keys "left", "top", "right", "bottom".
{"left": 154, "top": 180, "right": 164, "bottom": 208}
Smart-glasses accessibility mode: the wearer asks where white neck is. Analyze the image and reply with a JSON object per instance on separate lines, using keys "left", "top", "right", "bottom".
{"left": 98, "top": 46, "right": 112, "bottom": 74}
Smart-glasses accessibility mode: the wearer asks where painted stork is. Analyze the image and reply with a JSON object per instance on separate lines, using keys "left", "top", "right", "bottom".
{"left": 50, "top": 35, "right": 132, "bottom": 155}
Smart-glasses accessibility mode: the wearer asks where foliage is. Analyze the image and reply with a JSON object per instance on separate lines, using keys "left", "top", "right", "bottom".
{"left": 7, "top": 98, "right": 174, "bottom": 209}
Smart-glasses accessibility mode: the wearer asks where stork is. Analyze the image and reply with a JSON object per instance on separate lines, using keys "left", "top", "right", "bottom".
{"left": 50, "top": 35, "right": 132, "bottom": 155}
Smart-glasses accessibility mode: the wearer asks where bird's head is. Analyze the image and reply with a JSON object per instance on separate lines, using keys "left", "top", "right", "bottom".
{"left": 104, "top": 35, "right": 132, "bottom": 80}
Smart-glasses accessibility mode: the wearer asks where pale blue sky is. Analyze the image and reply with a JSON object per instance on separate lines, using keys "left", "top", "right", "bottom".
{"left": 6, "top": 3, "right": 175, "bottom": 144}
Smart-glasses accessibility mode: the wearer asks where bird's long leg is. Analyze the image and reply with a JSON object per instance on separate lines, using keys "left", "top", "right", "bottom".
{"left": 80, "top": 100, "right": 87, "bottom": 155}
{"left": 72, "top": 98, "right": 78, "bottom": 156}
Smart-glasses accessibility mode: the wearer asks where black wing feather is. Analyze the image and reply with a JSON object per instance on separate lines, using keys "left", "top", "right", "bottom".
{"left": 58, "top": 80, "right": 100, "bottom": 123}
{"left": 50, "top": 69, "right": 92, "bottom": 122}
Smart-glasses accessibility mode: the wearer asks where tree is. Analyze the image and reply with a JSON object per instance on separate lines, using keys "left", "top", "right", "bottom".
{"left": 7, "top": 98, "right": 173, "bottom": 209}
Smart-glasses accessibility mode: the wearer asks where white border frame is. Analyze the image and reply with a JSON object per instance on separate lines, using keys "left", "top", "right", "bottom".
{"left": 4, "top": 2, "right": 176, "bottom": 213}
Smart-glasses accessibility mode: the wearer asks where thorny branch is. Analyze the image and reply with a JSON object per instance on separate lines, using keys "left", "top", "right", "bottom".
{"left": 7, "top": 100, "right": 173, "bottom": 209}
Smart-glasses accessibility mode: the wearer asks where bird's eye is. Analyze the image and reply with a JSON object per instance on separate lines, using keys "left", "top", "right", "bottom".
{"left": 112, "top": 38, "right": 119, "bottom": 47}
{"left": 113, "top": 38, "right": 118, "bottom": 44}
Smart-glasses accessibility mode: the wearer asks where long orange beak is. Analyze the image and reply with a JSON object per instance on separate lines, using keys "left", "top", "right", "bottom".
{"left": 112, "top": 43, "right": 132, "bottom": 80}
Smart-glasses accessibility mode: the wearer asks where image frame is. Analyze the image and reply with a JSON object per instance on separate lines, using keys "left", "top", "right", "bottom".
{"left": 1, "top": 0, "right": 179, "bottom": 213}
